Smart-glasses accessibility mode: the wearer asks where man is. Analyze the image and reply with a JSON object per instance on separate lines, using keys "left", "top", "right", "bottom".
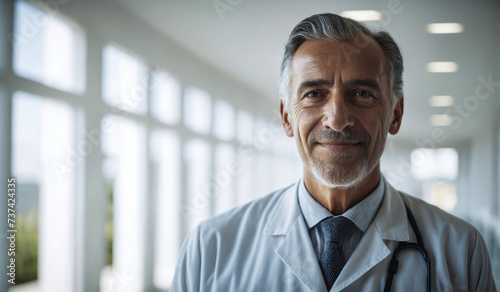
{"left": 171, "top": 13, "right": 497, "bottom": 291}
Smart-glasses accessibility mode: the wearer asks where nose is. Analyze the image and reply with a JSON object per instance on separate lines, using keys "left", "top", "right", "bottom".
{"left": 322, "top": 93, "right": 354, "bottom": 131}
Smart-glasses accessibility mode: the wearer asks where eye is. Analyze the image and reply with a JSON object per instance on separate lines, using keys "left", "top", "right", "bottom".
{"left": 304, "top": 91, "right": 325, "bottom": 98}
{"left": 354, "top": 90, "right": 374, "bottom": 97}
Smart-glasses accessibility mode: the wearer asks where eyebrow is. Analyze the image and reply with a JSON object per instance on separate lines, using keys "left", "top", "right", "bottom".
{"left": 296, "top": 78, "right": 382, "bottom": 97}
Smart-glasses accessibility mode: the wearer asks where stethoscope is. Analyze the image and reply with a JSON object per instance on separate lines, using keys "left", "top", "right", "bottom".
{"left": 383, "top": 204, "right": 431, "bottom": 292}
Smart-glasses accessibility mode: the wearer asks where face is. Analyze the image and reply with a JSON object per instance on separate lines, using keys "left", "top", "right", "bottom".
{"left": 281, "top": 36, "right": 403, "bottom": 188}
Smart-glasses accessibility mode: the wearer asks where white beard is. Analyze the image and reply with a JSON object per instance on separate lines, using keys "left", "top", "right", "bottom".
{"left": 309, "top": 152, "right": 371, "bottom": 189}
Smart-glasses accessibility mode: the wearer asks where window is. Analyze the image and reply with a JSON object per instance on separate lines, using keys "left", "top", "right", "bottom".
{"left": 184, "top": 87, "right": 212, "bottom": 135}
{"left": 101, "top": 114, "right": 147, "bottom": 291}
{"left": 214, "top": 100, "right": 235, "bottom": 141}
{"left": 184, "top": 139, "right": 212, "bottom": 229}
{"left": 255, "top": 152, "right": 272, "bottom": 195}
{"left": 10, "top": 1, "right": 87, "bottom": 289}
{"left": 272, "top": 134, "right": 302, "bottom": 190}
{"left": 151, "top": 129, "right": 181, "bottom": 289}
{"left": 411, "top": 148, "right": 459, "bottom": 211}
{"left": 214, "top": 143, "right": 236, "bottom": 214}
{"left": 411, "top": 148, "right": 458, "bottom": 181}
{"left": 102, "top": 45, "right": 148, "bottom": 114}
{"left": 12, "top": 0, "right": 85, "bottom": 94}
{"left": 237, "top": 109, "right": 253, "bottom": 144}
{"left": 12, "top": 91, "right": 76, "bottom": 290}
{"left": 236, "top": 147, "right": 255, "bottom": 205}
{"left": 150, "top": 71, "right": 181, "bottom": 124}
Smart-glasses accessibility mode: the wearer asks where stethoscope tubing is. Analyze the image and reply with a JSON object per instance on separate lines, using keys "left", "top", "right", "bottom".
{"left": 383, "top": 205, "right": 431, "bottom": 292}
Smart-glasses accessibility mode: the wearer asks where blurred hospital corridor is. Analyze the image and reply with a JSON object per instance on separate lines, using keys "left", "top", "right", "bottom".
{"left": 0, "top": 0, "right": 499, "bottom": 291}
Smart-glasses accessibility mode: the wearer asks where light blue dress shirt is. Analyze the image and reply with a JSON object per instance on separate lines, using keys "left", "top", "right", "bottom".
{"left": 297, "top": 178, "right": 385, "bottom": 262}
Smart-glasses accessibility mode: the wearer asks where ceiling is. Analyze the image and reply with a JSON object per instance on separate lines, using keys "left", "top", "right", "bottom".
{"left": 112, "top": 0, "right": 500, "bottom": 144}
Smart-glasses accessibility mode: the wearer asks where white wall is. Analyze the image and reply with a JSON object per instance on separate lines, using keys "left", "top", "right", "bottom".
{"left": 465, "top": 127, "right": 498, "bottom": 216}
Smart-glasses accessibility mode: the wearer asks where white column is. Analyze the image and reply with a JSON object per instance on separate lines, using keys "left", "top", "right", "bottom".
{"left": 143, "top": 75, "right": 156, "bottom": 292}
{"left": 179, "top": 85, "right": 189, "bottom": 242}
{"left": 495, "top": 120, "right": 500, "bottom": 217}
{"left": 38, "top": 99, "right": 76, "bottom": 292}
{"left": 454, "top": 143, "right": 470, "bottom": 217}
{"left": 111, "top": 117, "right": 147, "bottom": 292}
{"left": 0, "top": 1, "right": 14, "bottom": 291}
{"left": 75, "top": 33, "right": 107, "bottom": 292}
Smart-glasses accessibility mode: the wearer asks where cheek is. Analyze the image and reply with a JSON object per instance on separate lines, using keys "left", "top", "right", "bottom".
{"left": 371, "top": 115, "right": 392, "bottom": 153}
{"left": 358, "top": 110, "right": 388, "bottom": 146}
{"left": 289, "top": 107, "right": 321, "bottom": 154}
{"left": 293, "top": 107, "right": 319, "bottom": 139}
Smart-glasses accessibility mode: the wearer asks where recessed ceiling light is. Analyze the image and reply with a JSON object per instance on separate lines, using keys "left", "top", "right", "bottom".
{"left": 427, "top": 23, "right": 464, "bottom": 34}
{"left": 340, "top": 10, "right": 382, "bottom": 22}
{"left": 430, "top": 114, "right": 454, "bottom": 126}
{"left": 426, "top": 62, "right": 459, "bottom": 73}
{"left": 430, "top": 95, "right": 454, "bottom": 107}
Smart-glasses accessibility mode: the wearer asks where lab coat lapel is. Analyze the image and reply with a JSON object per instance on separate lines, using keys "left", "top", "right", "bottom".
{"left": 264, "top": 183, "right": 328, "bottom": 292}
{"left": 333, "top": 177, "right": 410, "bottom": 291}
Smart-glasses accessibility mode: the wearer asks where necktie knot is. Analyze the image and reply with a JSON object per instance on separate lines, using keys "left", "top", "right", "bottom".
{"left": 319, "top": 216, "right": 357, "bottom": 243}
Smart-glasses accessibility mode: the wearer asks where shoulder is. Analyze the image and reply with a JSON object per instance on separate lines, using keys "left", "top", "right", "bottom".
{"left": 398, "top": 191, "right": 480, "bottom": 243}
{"left": 195, "top": 182, "right": 296, "bottom": 242}
{"left": 177, "top": 182, "right": 297, "bottom": 274}
{"left": 400, "top": 191, "right": 476, "bottom": 231}
{"left": 397, "top": 191, "right": 497, "bottom": 290}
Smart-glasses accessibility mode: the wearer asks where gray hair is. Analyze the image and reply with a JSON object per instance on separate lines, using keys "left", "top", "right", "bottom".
{"left": 279, "top": 13, "right": 403, "bottom": 106}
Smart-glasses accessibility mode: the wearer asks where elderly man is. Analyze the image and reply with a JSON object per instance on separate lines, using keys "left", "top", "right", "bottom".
{"left": 171, "top": 13, "right": 496, "bottom": 291}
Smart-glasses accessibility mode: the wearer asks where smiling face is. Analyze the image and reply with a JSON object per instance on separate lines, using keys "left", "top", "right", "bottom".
{"left": 281, "top": 36, "right": 403, "bottom": 188}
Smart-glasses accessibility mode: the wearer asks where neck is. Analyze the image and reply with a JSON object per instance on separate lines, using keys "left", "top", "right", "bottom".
{"left": 303, "top": 166, "right": 381, "bottom": 215}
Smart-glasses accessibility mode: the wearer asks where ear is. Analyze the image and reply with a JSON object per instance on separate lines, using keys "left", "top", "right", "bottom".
{"left": 389, "top": 96, "right": 404, "bottom": 135}
{"left": 280, "top": 99, "right": 294, "bottom": 137}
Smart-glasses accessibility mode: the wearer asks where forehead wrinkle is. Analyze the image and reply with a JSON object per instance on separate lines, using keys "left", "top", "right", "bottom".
{"left": 291, "top": 55, "right": 336, "bottom": 98}
{"left": 294, "top": 54, "right": 332, "bottom": 77}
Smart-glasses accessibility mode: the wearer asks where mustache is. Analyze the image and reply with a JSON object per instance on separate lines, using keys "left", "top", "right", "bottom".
{"left": 307, "top": 127, "right": 370, "bottom": 145}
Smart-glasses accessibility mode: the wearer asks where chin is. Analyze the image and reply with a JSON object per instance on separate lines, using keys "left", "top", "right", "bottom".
{"left": 310, "top": 160, "right": 370, "bottom": 189}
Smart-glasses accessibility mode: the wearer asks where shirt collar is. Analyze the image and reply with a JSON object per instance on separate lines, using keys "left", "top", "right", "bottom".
{"left": 298, "top": 176, "right": 385, "bottom": 233}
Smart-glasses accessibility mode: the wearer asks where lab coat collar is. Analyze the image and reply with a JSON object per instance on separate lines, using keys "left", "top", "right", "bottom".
{"left": 263, "top": 182, "right": 302, "bottom": 236}
{"left": 264, "top": 183, "right": 328, "bottom": 291}
{"left": 263, "top": 176, "right": 410, "bottom": 241}
{"left": 333, "top": 176, "right": 410, "bottom": 290}
{"left": 263, "top": 176, "right": 411, "bottom": 291}
{"left": 374, "top": 176, "right": 410, "bottom": 242}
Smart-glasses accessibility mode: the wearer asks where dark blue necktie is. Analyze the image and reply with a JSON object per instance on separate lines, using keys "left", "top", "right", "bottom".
{"left": 318, "top": 216, "right": 358, "bottom": 291}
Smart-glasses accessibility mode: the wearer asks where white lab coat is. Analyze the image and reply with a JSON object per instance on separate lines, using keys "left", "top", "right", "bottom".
{"left": 171, "top": 178, "right": 497, "bottom": 291}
